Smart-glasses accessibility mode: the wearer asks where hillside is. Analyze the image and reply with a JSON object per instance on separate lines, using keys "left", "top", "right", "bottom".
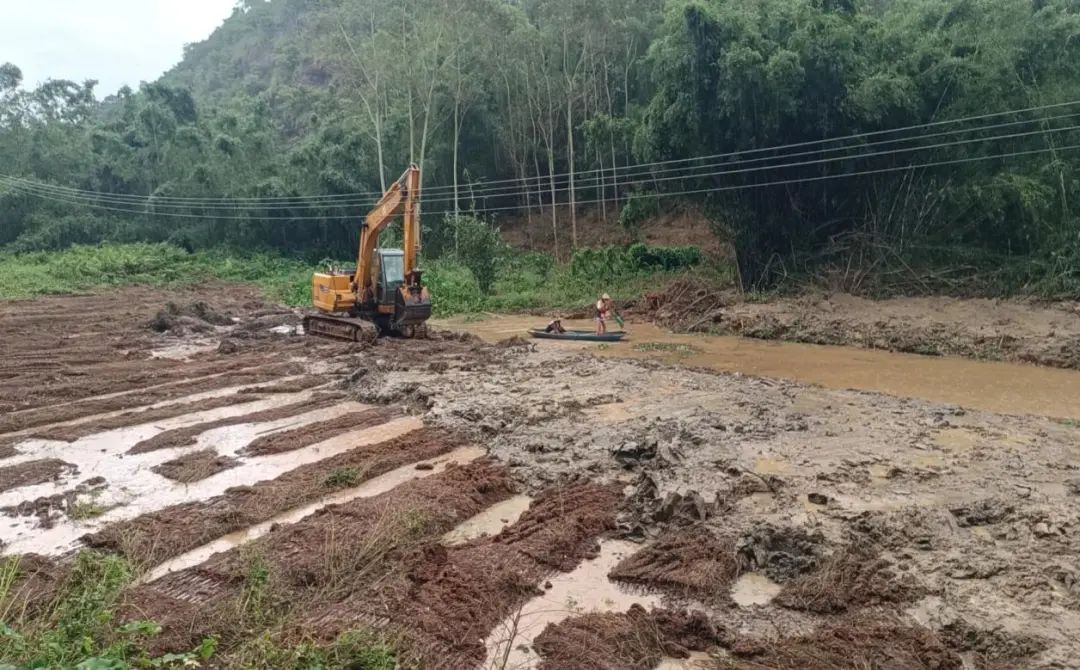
{"left": 2, "top": 0, "right": 1080, "bottom": 294}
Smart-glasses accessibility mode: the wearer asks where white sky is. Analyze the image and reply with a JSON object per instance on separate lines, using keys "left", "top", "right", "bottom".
{"left": 0, "top": 0, "right": 237, "bottom": 97}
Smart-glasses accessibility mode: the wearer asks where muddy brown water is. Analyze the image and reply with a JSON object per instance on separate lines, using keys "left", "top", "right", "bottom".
{"left": 436, "top": 315, "right": 1080, "bottom": 420}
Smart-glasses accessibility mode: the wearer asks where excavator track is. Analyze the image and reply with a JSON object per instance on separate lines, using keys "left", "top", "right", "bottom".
{"left": 303, "top": 315, "right": 379, "bottom": 343}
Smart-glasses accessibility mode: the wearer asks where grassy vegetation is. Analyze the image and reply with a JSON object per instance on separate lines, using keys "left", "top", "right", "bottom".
{"left": 632, "top": 342, "right": 703, "bottom": 356}
{"left": 0, "top": 241, "right": 728, "bottom": 317}
{"left": 0, "top": 243, "right": 311, "bottom": 305}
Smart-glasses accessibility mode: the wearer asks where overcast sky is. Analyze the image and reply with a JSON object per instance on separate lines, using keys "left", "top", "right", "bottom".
{"left": 1, "top": 0, "right": 237, "bottom": 97}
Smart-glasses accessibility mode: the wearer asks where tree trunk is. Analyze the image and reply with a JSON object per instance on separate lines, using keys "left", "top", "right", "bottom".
{"left": 567, "top": 95, "right": 577, "bottom": 250}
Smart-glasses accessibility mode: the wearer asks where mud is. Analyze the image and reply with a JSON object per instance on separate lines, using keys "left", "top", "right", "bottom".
{"left": 301, "top": 482, "right": 620, "bottom": 669}
{"left": 239, "top": 406, "right": 402, "bottom": 457}
{"left": 236, "top": 375, "right": 332, "bottom": 394}
{"left": 84, "top": 427, "right": 458, "bottom": 568}
{"left": 645, "top": 283, "right": 1080, "bottom": 371}
{"left": 26, "top": 393, "right": 263, "bottom": 443}
{"left": 532, "top": 606, "right": 724, "bottom": 670}
{"left": 608, "top": 529, "right": 739, "bottom": 605}
{"left": 151, "top": 449, "right": 241, "bottom": 483}
{"left": 127, "top": 394, "right": 344, "bottom": 454}
{"left": 726, "top": 615, "right": 968, "bottom": 670}
{"left": 357, "top": 327, "right": 1080, "bottom": 666}
{"left": 120, "top": 460, "right": 516, "bottom": 658}
{"left": 0, "top": 459, "right": 76, "bottom": 493}
{"left": 0, "top": 364, "right": 301, "bottom": 435}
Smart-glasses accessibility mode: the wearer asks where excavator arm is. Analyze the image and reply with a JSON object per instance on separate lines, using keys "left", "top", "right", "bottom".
{"left": 307, "top": 164, "right": 430, "bottom": 341}
{"left": 354, "top": 165, "right": 421, "bottom": 295}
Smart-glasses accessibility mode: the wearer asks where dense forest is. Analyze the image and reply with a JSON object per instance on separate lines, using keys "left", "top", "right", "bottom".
{"left": 2, "top": 0, "right": 1080, "bottom": 293}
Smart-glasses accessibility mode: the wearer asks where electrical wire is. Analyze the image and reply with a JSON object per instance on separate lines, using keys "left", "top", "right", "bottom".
{"left": 4, "top": 119, "right": 1079, "bottom": 212}
{"left": 4, "top": 142, "right": 1075, "bottom": 222}
{"left": 4, "top": 98, "right": 1080, "bottom": 206}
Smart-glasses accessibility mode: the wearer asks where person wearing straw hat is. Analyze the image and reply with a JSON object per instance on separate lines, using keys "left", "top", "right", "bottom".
{"left": 544, "top": 315, "right": 566, "bottom": 334}
{"left": 595, "top": 293, "right": 614, "bottom": 336}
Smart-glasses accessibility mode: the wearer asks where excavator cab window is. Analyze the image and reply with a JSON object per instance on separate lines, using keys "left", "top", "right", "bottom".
{"left": 377, "top": 250, "right": 405, "bottom": 304}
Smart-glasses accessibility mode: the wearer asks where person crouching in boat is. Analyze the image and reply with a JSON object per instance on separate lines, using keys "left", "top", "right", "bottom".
{"left": 545, "top": 316, "right": 566, "bottom": 334}
{"left": 595, "top": 293, "right": 613, "bottom": 336}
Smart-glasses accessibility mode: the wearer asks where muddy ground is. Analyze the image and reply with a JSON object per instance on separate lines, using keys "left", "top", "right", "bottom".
{"left": 645, "top": 280, "right": 1080, "bottom": 370}
{"left": 2, "top": 284, "right": 1080, "bottom": 669}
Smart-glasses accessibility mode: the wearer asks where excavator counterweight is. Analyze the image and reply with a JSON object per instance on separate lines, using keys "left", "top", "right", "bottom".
{"left": 305, "top": 165, "right": 431, "bottom": 341}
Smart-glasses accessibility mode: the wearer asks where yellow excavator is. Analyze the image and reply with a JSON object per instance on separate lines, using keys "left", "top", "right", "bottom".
{"left": 304, "top": 165, "right": 432, "bottom": 341}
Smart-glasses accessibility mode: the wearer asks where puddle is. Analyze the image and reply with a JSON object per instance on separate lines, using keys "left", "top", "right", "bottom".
{"left": 484, "top": 540, "right": 661, "bottom": 670}
{"left": 436, "top": 315, "right": 1080, "bottom": 420}
{"left": 655, "top": 652, "right": 717, "bottom": 669}
{"left": 934, "top": 428, "right": 980, "bottom": 452}
{"left": 730, "top": 572, "right": 782, "bottom": 607}
{"left": 141, "top": 445, "right": 484, "bottom": 583}
{"left": 442, "top": 494, "right": 532, "bottom": 546}
{"left": 149, "top": 341, "right": 219, "bottom": 361}
{"left": 753, "top": 457, "right": 791, "bottom": 476}
{"left": 1, "top": 406, "right": 422, "bottom": 556}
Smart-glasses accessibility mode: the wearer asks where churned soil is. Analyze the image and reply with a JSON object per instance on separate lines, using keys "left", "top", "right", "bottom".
{"left": 773, "top": 547, "right": 922, "bottom": 614}
{"left": 151, "top": 449, "right": 241, "bottom": 483}
{"left": 726, "top": 616, "right": 967, "bottom": 670}
{"left": 127, "top": 394, "right": 345, "bottom": 454}
{"left": 239, "top": 406, "right": 403, "bottom": 457}
{"left": 236, "top": 375, "right": 332, "bottom": 394}
{"left": 533, "top": 606, "right": 725, "bottom": 670}
{"left": 608, "top": 528, "right": 740, "bottom": 604}
{"left": 28, "top": 394, "right": 263, "bottom": 443}
{"left": 83, "top": 428, "right": 459, "bottom": 568}
{"left": 0, "top": 364, "right": 301, "bottom": 436}
{"left": 0, "top": 459, "right": 76, "bottom": 493}
{"left": 298, "top": 482, "right": 621, "bottom": 669}
{"left": 120, "top": 461, "right": 518, "bottom": 657}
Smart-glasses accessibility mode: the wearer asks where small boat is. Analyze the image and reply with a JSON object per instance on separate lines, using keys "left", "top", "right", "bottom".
{"left": 528, "top": 328, "right": 628, "bottom": 342}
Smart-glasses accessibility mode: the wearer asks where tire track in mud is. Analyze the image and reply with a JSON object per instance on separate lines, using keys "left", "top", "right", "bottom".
{"left": 26, "top": 394, "right": 265, "bottom": 443}
{"left": 84, "top": 428, "right": 460, "bottom": 568}
{"left": 0, "top": 363, "right": 304, "bottom": 436}
{"left": 300, "top": 482, "right": 621, "bottom": 669}
{"left": 127, "top": 394, "right": 345, "bottom": 454}
{"left": 119, "top": 460, "right": 517, "bottom": 657}
{"left": 238, "top": 407, "right": 404, "bottom": 457}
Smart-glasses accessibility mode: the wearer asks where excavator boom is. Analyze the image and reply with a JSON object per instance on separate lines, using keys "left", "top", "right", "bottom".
{"left": 305, "top": 165, "right": 431, "bottom": 341}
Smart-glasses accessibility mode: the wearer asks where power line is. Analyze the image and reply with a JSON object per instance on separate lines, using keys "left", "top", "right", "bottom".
{"left": 4, "top": 141, "right": 1073, "bottom": 223}
{"left": 4, "top": 97, "right": 1080, "bottom": 207}
{"left": 5, "top": 120, "right": 1079, "bottom": 214}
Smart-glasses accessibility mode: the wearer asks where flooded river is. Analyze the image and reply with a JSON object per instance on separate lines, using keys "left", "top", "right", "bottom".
{"left": 435, "top": 315, "right": 1080, "bottom": 419}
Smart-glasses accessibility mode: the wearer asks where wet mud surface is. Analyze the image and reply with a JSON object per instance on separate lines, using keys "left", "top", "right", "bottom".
{"left": 5, "top": 285, "right": 1080, "bottom": 669}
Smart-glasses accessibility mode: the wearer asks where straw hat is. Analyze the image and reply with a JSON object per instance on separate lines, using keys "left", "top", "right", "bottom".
{"left": 601, "top": 293, "right": 611, "bottom": 300}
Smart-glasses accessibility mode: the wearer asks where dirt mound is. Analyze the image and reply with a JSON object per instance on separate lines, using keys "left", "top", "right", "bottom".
{"left": 151, "top": 449, "right": 241, "bottom": 483}
{"left": 301, "top": 482, "right": 620, "bottom": 668}
{"left": 773, "top": 548, "right": 922, "bottom": 613}
{"left": 533, "top": 605, "right": 725, "bottom": 670}
{"left": 0, "top": 459, "right": 76, "bottom": 493}
{"left": 85, "top": 428, "right": 459, "bottom": 568}
{"left": 940, "top": 619, "right": 1046, "bottom": 664}
{"left": 239, "top": 406, "right": 402, "bottom": 457}
{"left": 729, "top": 616, "right": 965, "bottom": 670}
{"left": 736, "top": 524, "right": 825, "bottom": 583}
{"left": 608, "top": 528, "right": 739, "bottom": 603}
{"left": 128, "top": 394, "right": 344, "bottom": 454}
{"left": 147, "top": 301, "right": 234, "bottom": 335}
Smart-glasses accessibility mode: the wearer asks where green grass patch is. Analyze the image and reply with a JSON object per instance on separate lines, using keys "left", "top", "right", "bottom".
{"left": 322, "top": 467, "right": 361, "bottom": 489}
{"left": 0, "top": 243, "right": 311, "bottom": 305}
{"left": 0, "top": 552, "right": 217, "bottom": 669}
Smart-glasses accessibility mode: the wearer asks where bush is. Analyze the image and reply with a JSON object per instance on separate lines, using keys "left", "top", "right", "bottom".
{"left": 570, "top": 243, "right": 701, "bottom": 280}
{"left": 618, "top": 192, "right": 661, "bottom": 231}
